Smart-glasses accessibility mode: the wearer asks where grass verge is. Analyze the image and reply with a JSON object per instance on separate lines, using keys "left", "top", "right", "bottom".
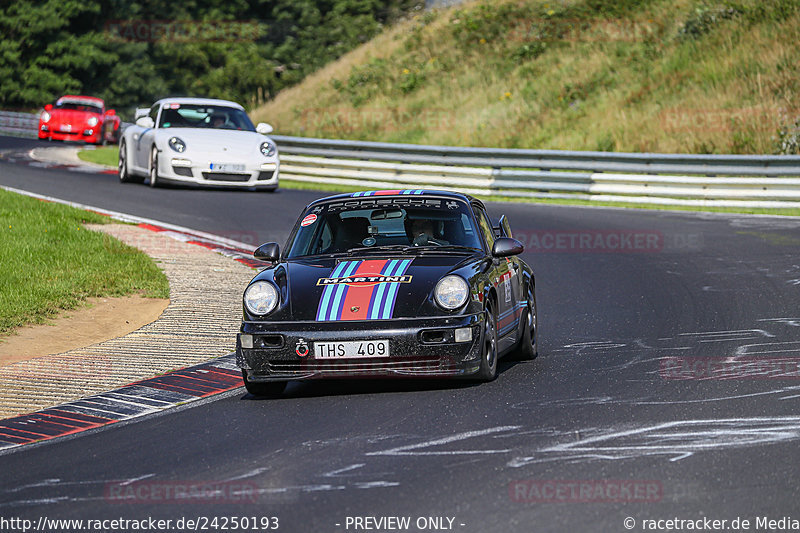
{"left": 77, "top": 146, "right": 118, "bottom": 167}
{"left": 0, "top": 189, "right": 169, "bottom": 336}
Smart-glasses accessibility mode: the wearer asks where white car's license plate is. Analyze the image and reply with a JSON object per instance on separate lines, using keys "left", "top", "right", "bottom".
{"left": 209, "top": 163, "right": 245, "bottom": 172}
{"left": 313, "top": 340, "right": 390, "bottom": 359}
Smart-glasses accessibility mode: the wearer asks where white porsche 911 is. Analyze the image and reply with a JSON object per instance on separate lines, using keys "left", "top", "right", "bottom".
{"left": 118, "top": 97, "right": 279, "bottom": 191}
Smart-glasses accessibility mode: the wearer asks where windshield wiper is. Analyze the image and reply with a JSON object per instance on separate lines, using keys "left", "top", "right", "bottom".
{"left": 413, "top": 245, "right": 483, "bottom": 254}
{"left": 346, "top": 244, "right": 483, "bottom": 256}
{"left": 346, "top": 245, "right": 415, "bottom": 255}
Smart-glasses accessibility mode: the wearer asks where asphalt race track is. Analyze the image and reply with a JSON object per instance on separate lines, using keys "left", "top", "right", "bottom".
{"left": 1, "top": 135, "right": 800, "bottom": 532}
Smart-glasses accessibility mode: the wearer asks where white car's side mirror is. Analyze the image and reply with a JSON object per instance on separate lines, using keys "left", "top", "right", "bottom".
{"left": 256, "top": 123, "right": 273, "bottom": 135}
{"left": 136, "top": 116, "right": 155, "bottom": 128}
{"left": 134, "top": 108, "right": 150, "bottom": 120}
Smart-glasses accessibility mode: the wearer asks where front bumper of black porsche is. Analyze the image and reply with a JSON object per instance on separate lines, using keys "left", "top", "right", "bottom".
{"left": 236, "top": 313, "right": 484, "bottom": 381}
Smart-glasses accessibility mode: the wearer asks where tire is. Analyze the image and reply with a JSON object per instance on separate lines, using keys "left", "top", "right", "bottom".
{"left": 514, "top": 284, "right": 538, "bottom": 360}
{"left": 149, "top": 146, "right": 160, "bottom": 188}
{"left": 242, "top": 370, "right": 287, "bottom": 397}
{"left": 476, "top": 299, "right": 498, "bottom": 381}
{"left": 118, "top": 140, "right": 143, "bottom": 184}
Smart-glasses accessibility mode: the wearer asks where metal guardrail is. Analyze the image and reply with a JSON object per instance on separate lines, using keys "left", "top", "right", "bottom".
{"left": 272, "top": 135, "right": 800, "bottom": 208}
{"left": 0, "top": 111, "right": 40, "bottom": 138}
{"left": 3, "top": 110, "right": 799, "bottom": 208}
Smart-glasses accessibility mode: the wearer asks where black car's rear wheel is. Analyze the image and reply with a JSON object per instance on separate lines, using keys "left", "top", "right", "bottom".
{"left": 476, "top": 300, "right": 498, "bottom": 381}
{"left": 514, "top": 284, "right": 538, "bottom": 360}
{"left": 242, "top": 370, "right": 286, "bottom": 397}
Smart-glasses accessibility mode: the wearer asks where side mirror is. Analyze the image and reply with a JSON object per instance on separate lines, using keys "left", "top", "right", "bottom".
{"left": 134, "top": 107, "right": 150, "bottom": 120}
{"left": 254, "top": 242, "right": 280, "bottom": 262}
{"left": 136, "top": 116, "right": 154, "bottom": 128}
{"left": 256, "top": 122, "right": 273, "bottom": 135}
{"left": 106, "top": 109, "right": 116, "bottom": 116}
{"left": 492, "top": 237, "right": 524, "bottom": 258}
{"left": 44, "top": 104, "right": 53, "bottom": 111}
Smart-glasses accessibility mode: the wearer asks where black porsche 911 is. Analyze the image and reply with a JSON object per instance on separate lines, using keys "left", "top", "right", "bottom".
{"left": 236, "top": 189, "right": 537, "bottom": 396}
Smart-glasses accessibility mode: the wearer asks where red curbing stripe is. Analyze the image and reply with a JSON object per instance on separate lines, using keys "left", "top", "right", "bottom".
{"left": 13, "top": 415, "right": 86, "bottom": 431}
{"left": 0, "top": 432, "right": 33, "bottom": 444}
{"left": 136, "top": 223, "right": 167, "bottom": 232}
{"left": 44, "top": 409, "right": 115, "bottom": 425}
{"left": 144, "top": 379, "right": 229, "bottom": 396}
{"left": 0, "top": 425, "right": 53, "bottom": 439}
{"left": 142, "top": 371, "right": 234, "bottom": 388}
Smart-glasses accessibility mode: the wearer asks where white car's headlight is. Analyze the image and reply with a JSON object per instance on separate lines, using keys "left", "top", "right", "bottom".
{"left": 244, "top": 281, "right": 279, "bottom": 316}
{"left": 260, "top": 141, "right": 276, "bottom": 157}
{"left": 87, "top": 116, "right": 99, "bottom": 127}
{"left": 434, "top": 275, "right": 469, "bottom": 310}
{"left": 41, "top": 111, "right": 51, "bottom": 122}
{"left": 168, "top": 137, "right": 186, "bottom": 153}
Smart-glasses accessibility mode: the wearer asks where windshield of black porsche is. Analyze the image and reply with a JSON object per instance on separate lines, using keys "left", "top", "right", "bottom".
{"left": 157, "top": 104, "right": 255, "bottom": 131}
{"left": 287, "top": 198, "right": 483, "bottom": 258}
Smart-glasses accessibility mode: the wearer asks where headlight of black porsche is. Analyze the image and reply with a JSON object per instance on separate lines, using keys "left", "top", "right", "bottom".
{"left": 434, "top": 275, "right": 469, "bottom": 310}
{"left": 260, "top": 141, "right": 276, "bottom": 157}
{"left": 244, "top": 281, "right": 279, "bottom": 316}
{"left": 168, "top": 137, "right": 186, "bottom": 153}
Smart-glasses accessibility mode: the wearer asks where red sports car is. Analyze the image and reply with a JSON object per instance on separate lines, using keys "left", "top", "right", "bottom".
{"left": 38, "top": 95, "right": 121, "bottom": 144}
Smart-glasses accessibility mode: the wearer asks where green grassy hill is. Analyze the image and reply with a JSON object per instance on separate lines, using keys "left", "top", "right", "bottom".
{"left": 251, "top": 0, "right": 800, "bottom": 154}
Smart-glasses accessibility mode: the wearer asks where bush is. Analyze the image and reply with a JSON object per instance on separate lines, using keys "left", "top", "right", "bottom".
{"left": 677, "top": 4, "right": 741, "bottom": 40}
{"left": 774, "top": 115, "right": 800, "bottom": 154}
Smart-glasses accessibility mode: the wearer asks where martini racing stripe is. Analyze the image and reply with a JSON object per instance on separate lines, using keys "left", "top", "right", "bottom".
{"left": 316, "top": 259, "right": 414, "bottom": 321}
{"left": 498, "top": 301, "right": 525, "bottom": 335}
{"left": 339, "top": 259, "right": 391, "bottom": 321}
{"left": 368, "top": 259, "right": 413, "bottom": 320}
{"left": 316, "top": 260, "right": 360, "bottom": 321}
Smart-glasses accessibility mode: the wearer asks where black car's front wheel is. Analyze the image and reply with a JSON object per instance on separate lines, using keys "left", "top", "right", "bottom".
{"left": 514, "top": 284, "right": 538, "bottom": 360}
{"left": 476, "top": 300, "right": 498, "bottom": 381}
{"left": 242, "top": 370, "right": 286, "bottom": 397}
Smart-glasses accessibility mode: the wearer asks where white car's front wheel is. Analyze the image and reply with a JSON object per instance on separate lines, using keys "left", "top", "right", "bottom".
{"left": 149, "top": 147, "right": 160, "bottom": 188}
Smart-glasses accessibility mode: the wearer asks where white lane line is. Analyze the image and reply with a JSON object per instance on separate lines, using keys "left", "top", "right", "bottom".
{"left": 367, "top": 425, "right": 521, "bottom": 457}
